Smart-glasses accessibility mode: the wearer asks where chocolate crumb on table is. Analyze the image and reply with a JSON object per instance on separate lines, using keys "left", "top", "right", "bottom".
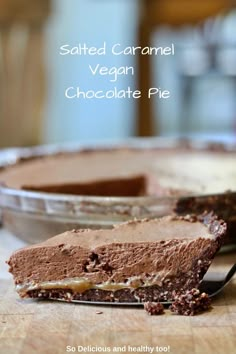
{"left": 95, "top": 311, "right": 103, "bottom": 315}
{"left": 144, "top": 302, "right": 164, "bottom": 315}
{"left": 170, "top": 288, "right": 211, "bottom": 316}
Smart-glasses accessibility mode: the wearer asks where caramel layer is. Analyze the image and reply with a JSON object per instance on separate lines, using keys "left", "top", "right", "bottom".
{"left": 16, "top": 276, "right": 165, "bottom": 296}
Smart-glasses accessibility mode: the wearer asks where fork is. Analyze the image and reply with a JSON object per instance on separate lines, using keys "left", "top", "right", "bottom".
{"left": 199, "top": 263, "right": 236, "bottom": 297}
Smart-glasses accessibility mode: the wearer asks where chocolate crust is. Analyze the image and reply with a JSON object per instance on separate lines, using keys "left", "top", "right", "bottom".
{"left": 175, "top": 192, "right": 236, "bottom": 221}
{"left": 175, "top": 194, "right": 236, "bottom": 244}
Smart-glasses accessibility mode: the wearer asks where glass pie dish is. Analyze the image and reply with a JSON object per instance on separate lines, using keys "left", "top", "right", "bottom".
{"left": 0, "top": 138, "right": 236, "bottom": 244}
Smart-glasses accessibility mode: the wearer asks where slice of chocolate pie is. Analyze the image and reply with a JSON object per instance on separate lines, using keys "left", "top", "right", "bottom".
{"left": 7, "top": 213, "right": 226, "bottom": 303}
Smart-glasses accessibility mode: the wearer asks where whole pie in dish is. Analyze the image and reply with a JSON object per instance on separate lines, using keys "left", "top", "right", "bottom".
{"left": 1, "top": 146, "right": 236, "bottom": 197}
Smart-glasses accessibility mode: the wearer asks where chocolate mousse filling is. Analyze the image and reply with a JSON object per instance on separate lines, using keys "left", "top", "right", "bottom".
{"left": 7, "top": 212, "right": 226, "bottom": 303}
{"left": 22, "top": 174, "right": 188, "bottom": 197}
{"left": 22, "top": 175, "right": 148, "bottom": 197}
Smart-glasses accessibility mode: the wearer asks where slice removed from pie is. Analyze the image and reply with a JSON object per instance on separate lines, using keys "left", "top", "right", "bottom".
{"left": 7, "top": 213, "right": 226, "bottom": 303}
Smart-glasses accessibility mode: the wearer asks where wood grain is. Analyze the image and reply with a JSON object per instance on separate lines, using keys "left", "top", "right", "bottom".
{"left": 0, "top": 229, "right": 235, "bottom": 354}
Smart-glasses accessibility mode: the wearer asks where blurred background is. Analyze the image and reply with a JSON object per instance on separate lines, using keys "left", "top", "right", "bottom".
{"left": 1, "top": 0, "right": 236, "bottom": 148}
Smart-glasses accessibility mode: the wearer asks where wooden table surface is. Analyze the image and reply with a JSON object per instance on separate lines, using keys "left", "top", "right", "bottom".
{"left": 0, "top": 229, "right": 235, "bottom": 354}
